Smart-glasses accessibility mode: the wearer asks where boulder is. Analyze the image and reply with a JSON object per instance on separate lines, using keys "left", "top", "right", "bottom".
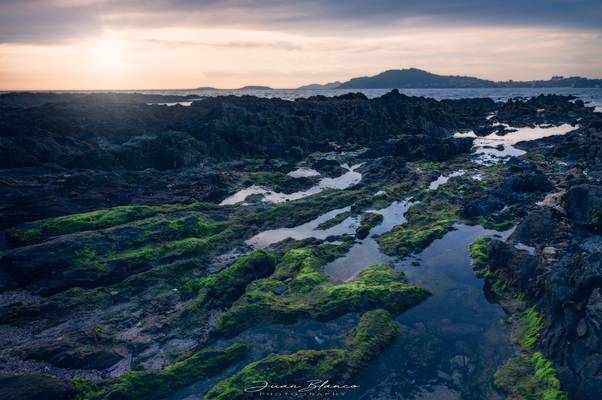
{"left": 563, "top": 184, "right": 602, "bottom": 232}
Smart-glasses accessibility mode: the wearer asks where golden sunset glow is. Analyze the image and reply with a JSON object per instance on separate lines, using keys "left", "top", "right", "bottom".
{"left": 88, "top": 35, "right": 126, "bottom": 71}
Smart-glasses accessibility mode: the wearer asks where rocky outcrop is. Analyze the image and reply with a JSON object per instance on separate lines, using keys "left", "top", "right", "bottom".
{"left": 0, "top": 373, "right": 75, "bottom": 400}
{"left": 483, "top": 118, "right": 602, "bottom": 400}
{"left": 494, "top": 94, "right": 588, "bottom": 127}
{"left": 459, "top": 159, "right": 553, "bottom": 228}
{"left": 563, "top": 184, "right": 602, "bottom": 232}
{"left": 0, "top": 90, "right": 499, "bottom": 228}
{"left": 481, "top": 239, "right": 540, "bottom": 299}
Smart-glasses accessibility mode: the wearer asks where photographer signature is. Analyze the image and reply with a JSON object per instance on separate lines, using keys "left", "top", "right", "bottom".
{"left": 245, "top": 380, "right": 359, "bottom": 393}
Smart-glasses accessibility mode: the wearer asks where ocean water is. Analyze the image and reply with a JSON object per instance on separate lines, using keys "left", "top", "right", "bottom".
{"left": 156, "top": 87, "right": 600, "bottom": 108}
{"left": 7, "top": 87, "right": 602, "bottom": 108}
{"left": 152, "top": 87, "right": 602, "bottom": 108}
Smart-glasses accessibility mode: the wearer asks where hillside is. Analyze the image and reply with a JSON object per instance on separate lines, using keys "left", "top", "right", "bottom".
{"left": 336, "top": 68, "right": 602, "bottom": 89}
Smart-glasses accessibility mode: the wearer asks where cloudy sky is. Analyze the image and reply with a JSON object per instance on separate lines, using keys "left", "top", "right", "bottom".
{"left": 1, "top": 0, "right": 601, "bottom": 89}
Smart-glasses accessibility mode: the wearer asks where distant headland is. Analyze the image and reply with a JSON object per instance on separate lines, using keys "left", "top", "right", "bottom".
{"left": 193, "top": 68, "right": 601, "bottom": 91}
{"left": 333, "top": 68, "right": 602, "bottom": 89}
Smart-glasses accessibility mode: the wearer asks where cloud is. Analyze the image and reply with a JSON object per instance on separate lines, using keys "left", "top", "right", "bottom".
{"left": 142, "top": 38, "right": 302, "bottom": 51}
{"left": 1, "top": 1, "right": 600, "bottom": 89}
{"left": 1, "top": 0, "right": 601, "bottom": 44}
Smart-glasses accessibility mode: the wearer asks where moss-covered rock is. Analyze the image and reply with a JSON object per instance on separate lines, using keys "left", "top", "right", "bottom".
{"left": 316, "top": 210, "right": 355, "bottom": 230}
{"left": 176, "top": 250, "right": 277, "bottom": 323}
{"left": 2, "top": 214, "right": 240, "bottom": 296}
{"left": 469, "top": 238, "right": 567, "bottom": 400}
{"left": 204, "top": 309, "right": 399, "bottom": 400}
{"left": 376, "top": 199, "right": 456, "bottom": 256}
{"left": 469, "top": 237, "right": 491, "bottom": 271}
{"left": 494, "top": 349, "right": 567, "bottom": 400}
{"left": 355, "top": 212, "right": 383, "bottom": 239}
{"left": 75, "top": 343, "right": 247, "bottom": 400}
{"left": 8, "top": 202, "right": 217, "bottom": 245}
{"left": 241, "top": 171, "right": 319, "bottom": 194}
{"left": 213, "top": 246, "right": 429, "bottom": 338}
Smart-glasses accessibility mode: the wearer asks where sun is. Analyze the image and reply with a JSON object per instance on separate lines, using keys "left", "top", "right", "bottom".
{"left": 88, "top": 35, "right": 125, "bottom": 70}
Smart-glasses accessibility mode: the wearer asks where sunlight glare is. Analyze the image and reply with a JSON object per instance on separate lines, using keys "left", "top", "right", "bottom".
{"left": 88, "top": 35, "right": 125, "bottom": 70}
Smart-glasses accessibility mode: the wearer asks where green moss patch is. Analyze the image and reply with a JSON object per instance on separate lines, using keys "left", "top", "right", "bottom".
{"left": 469, "top": 238, "right": 567, "bottom": 400}
{"left": 75, "top": 343, "right": 246, "bottom": 400}
{"left": 213, "top": 246, "right": 429, "bottom": 338}
{"left": 376, "top": 199, "right": 457, "bottom": 257}
{"left": 495, "top": 351, "right": 567, "bottom": 400}
{"left": 204, "top": 309, "right": 399, "bottom": 400}
{"left": 176, "top": 250, "right": 277, "bottom": 323}
{"left": 316, "top": 210, "right": 355, "bottom": 230}
{"left": 355, "top": 212, "right": 383, "bottom": 239}
{"left": 9, "top": 202, "right": 217, "bottom": 245}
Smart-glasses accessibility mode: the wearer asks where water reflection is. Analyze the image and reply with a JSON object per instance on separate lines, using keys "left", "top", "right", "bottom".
{"left": 323, "top": 200, "right": 413, "bottom": 281}
{"left": 349, "top": 224, "right": 515, "bottom": 400}
{"left": 287, "top": 167, "right": 321, "bottom": 178}
{"left": 428, "top": 171, "right": 466, "bottom": 190}
{"left": 220, "top": 163, "right": 362, "bottom": 206}
{"left": 246, "top": 207, "right": 358, "bottom": 248}
{"left": 172, "top": 315, "right": 359, "bottom": 400}
{"left": 455, "top": 123, "right": 577, "bottom": 164}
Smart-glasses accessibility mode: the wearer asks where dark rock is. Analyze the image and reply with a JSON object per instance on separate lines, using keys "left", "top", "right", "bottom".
{"left": 359, "top": 157, "right": 407, "bottom": 184}
{"left": 20, "top": 339, "right": 127, "bottom": 370}
{"left": 510, "top": 207, "right": 559, "bottom": 246}
{"left": 473, "top": 125, "right": 496, "bottom": 136}
{"left": 486, "top": 239, "right": 540, "bottom": 298}
{"left": 494, "top": 94, "right": 590, "bottom": 127}
{"left": 272, "top": 284, "right": 288, "bottom": 295}
{"left": 563, "top": 184, "right": 602, "bottom": 232}
{"left": 0, "top": 92, "right": 585, "bottom": 229}
{"left": 0, "top": 374, "right": 75, "bottom": 400}
{"left": 500, "top": 170, "right": 552, "bottom": 193}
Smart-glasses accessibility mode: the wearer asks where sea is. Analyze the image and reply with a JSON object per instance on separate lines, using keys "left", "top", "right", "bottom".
{"left": 3, "top": 87, "right": 602, "bottom": 109}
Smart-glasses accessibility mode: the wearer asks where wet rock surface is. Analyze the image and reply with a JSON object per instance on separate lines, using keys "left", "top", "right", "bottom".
{"left": 475, "top": 112, "right": 602, "bottom": 399}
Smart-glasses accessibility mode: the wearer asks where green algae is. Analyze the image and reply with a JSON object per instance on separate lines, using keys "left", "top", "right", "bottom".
{"left": 376, "top": 160, "right": 513, "bottom": 254}
{"left": 469, "top": 237, "right": 490, "bottom": 269}
{"left": 376, "top": 195, "right": 457, "bottom": 257}
{"left": 520, "top": 306, "right": 544, "bottom": 349}
{"left": 47, "top": 225, "right": 244, "bottom": 294}
{"left": 176, "top": 250, "right": 277, "bottom": 323}
{"left": 469, "top": 238, "right": 567, "bottom": 400}
{"left": 213, "top": 246, "right": 429, "bottom": 338}
{"left": 102, "top": 225, "right": 242, "bottom": 267}
{"left": 204, "top": 309, "right": 399, "bottom": 400}
{"left": 494, "top": 351, "right": 567, "bottom": 400}
{"left": 8, "top": 202, "right": 218, "bottom": 245}
{"left": 316, "top": 210, "right": 355, "bottom": 230}
{"left": 355, "top": 212, "right": 383, "bottom": 239}
{"left": 74, "top": 343, "right": 247, "bottom": 400}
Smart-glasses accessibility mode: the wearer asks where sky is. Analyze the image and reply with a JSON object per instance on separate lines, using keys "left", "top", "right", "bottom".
{"left": 0, "top": 0, "right": 601, "bottom": 90}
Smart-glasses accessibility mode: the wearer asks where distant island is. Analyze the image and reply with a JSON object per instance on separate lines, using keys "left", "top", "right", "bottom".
{"left": 297, "top": 81, "right": 342, "bottom": 90}
{"left": 194, "top": 85, "right": 273, "bottom": 91}
{"left": 237, "top": 85, "right": 273, "bottom": 90}
{"left": 303, "top": 68, "right": 602, "bottom": 89}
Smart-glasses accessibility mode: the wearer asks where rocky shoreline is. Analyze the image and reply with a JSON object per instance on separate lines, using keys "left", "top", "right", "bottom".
{"left": 0, "top": 91, "right": 600, "bottom": 399}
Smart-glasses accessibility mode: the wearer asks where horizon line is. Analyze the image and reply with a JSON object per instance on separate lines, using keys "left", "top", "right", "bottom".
{"left": 2, "top": 71, "right": 602, "bottom": 92}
